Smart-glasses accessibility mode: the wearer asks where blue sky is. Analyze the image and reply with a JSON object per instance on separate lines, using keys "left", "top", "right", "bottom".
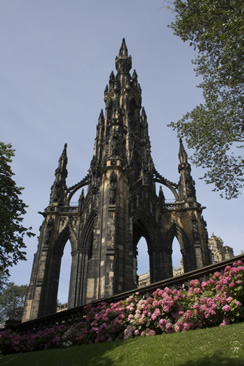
{"left": 1, "top": 1, "right": 243, "bottom": 303}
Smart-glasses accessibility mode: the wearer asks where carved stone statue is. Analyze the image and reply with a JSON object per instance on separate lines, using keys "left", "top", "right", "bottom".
{"left": 109, "top": 172, "right": 117, "bottom": 204}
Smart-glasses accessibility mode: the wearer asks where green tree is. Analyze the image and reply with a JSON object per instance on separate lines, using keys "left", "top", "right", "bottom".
{"left": 0, "top": 282, "right": 28, "bottom": 322}
{"left": 167, "top": 0, "right": 244, "bottom": 199}
{"left": 0, "top": 271, "right": 9, "bottom": 295}
{"left": 0, "top": 142, "right": 35, "bottom": 275}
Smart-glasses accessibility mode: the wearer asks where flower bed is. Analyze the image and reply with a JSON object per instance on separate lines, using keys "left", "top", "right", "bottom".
{"left": 1, "top": 260, "right": 244, "bottom": 354}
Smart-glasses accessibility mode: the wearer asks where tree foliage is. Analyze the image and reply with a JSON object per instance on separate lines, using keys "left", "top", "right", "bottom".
{"left": 0, "top": 271, "right": 9, "bottom": 295}
{"left": 0, "top": 142, "right": 35, "bottom": 275}
{"left": 167, "top": 0, "right": 244, "bottom": 198}
{"left": 0, "top": 282, "right": 28, "bottom": 323}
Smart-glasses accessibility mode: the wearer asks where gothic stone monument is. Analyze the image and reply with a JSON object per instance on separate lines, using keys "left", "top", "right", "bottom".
{"left": 22, "top": 39, "right": 211, "bottom": 322}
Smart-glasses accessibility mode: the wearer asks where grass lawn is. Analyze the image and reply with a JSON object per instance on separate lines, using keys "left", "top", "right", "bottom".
{"left": 1, "top": 322, "right": 244, "bottom": 366}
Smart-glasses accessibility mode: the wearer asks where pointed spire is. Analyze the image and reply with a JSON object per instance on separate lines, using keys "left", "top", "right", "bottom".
{"left": 178, "top": 138, "right": 188, "bottom": 164}
{"left": 97, "top": 109, "right": 104, "bottom": 132}
{"left": 141, "top": 107, "right": 147, "bottom": 122}
{"left": 109, "top": 71, "right": 115, "bottom": 89}
{"left": 78, "top": 189, "right": 85, "bottom": 214}
{"left": 99, "top": 109, "right": 104, "bottom": 122}
{"left": 60, "top": 144, "right": 68, "bottom": 169}
{"left": 119, "top": 38, "right": 128, "bottom": 57}
{"left": 49, "top": 144, "right": 68, "bottom": 205}
{"left": 132, "top": 70, "right": 138, "bottom": 87}
{"left": 159, "top": 185, "right": 165, "bottom": 206}
{"left": 115, "top": 38, "right": 132, "bottom": 75}
{"left": 109, "top": 71, "right": 115, "bottom": 81}
{"left": 178, "top": 139, "right": 196, "bottom": 201}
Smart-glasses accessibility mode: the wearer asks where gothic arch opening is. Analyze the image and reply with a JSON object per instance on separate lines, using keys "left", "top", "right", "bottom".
{"left": 57, "top": 239, "right": 72, "bottom": 309}
{"left": 137, "top": 237, "right": 149, "bottom": 275}
{"left": 172, "top": 237, "right": 184, "bottom": 276}
{"left": 38, "top": 227, "right": 75, "bottom": 317}
{"left": 166, "top": 223, "right": 196, "bottom": 276}
{"left": 137, "top": 236, "right": 150, "bottom": 286}
{"left": 133, "top": 220, "right": 152, "bottom": 287}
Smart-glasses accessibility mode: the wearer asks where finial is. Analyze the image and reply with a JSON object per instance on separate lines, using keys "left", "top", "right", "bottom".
{"left": 98, "top": 109, "right": 104, "bottom": 122}
{"left": 115, "top": 38, "right": 132, "bottom": 74}
{"left": 159, "top": 185, "right": 165, "bottom": 205}
{"left": 119, "top": 38, "right": 128, "bottom": 57}
{"left": 109, "top": 71, "right": 115, "bottom": 81}
{"left": 50, "top": 144, "right": 68, "bottom": 205}
{"left": 141, "top": 107, "right": 147, "bottom": 120}
{"left": 59, "top": 143, "right": 68, "bottom": 165}
{"left": 179, "top": 138, "right": 188, "bottom": 164}
{"left": 132, "top": 70, "right": 138, "bottom": 81}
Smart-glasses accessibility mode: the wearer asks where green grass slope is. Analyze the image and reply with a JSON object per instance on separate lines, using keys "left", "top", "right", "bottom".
{"left": 1, "top": 322, "right": 244, "bottom": 366}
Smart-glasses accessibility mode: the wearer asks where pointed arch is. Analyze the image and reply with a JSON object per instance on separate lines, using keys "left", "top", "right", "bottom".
{"left": 52, "top": 225, "right": 77, "bottom": 255}
{"left": 133, "top": 207, "right": 163, "bottom": 251}
{"left": 80, "top": 210, "right": 96, "bottom": 254}
{"left": 166, "top": 223, "right": 196, "bottom": 272}
{"left": 133, "top": 206, "right": 164, "bottom": 283}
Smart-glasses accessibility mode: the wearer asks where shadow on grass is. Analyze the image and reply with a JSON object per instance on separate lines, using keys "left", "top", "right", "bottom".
{"left": 179, "top": 352, "right": 244, "bottom": 366}
{"left": 0, "top": 339, "right": 127, "bottom": 366}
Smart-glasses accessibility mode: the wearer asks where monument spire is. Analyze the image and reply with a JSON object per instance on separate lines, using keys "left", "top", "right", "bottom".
{"left": 23, "top": 40, "right": 211, "bottom": 322}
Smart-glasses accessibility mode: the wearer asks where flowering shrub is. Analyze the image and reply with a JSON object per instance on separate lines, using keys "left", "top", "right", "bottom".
{"left": 0, "top": 324, "right": 67, "bottom": 354}
{"left": 0, "top": 261, "right": 243, "bottom": 354}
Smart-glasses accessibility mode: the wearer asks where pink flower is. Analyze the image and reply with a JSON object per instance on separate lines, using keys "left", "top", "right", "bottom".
{"left": 224, "top": 265, "right": 232, "bottom": 272}
{"left": 229, "top": 282, "right": 235, "bottom": 288}
{"left": 159, "top": 319, "right": 167, "bottom": 327}
{"left": 146, "top": 329, "right": 156, "bottom": 336}
{"left": 222, "top": 304, "right": 230, "bottom": 312}
{"left": 163, "top": 305, "right": 170, "bottom": 313}
{"left": 174, "top": 320, "right": 183, "bottom": 332}
{"left": 183, "top": 310, "right": 192, "bottom": 321}
{"left": 193, "top": 288, "right": 201, "bottom": 294}
{"left": 153, "top": 300, "right": 159, "bottom": 307}
{"left": 154, "top": 308, "right": 161, "bottom": 316}
{"left": 165, "top": 322, "right": 173, "bottom": 333}
{"left": 190, "top": 279, "right": 200, "bottom": 288}
{"left": 220, "top": 318, "right": 230, "bottom": 326}
{"left": 201, "top": 281, "right": 207, "bottom": 289}
{"left": 233, "top": 261, "right": 243, "bottom": 267}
